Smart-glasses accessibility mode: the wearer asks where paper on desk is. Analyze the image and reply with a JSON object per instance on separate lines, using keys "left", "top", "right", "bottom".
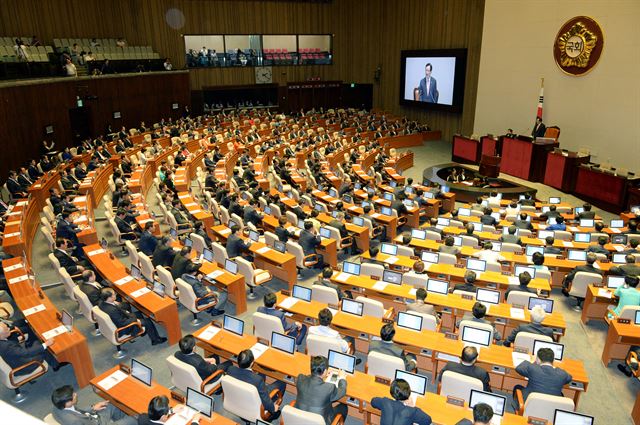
{"left": 74, "top": 196, "right": 87, "bottom": 203}
{"left": 386, "top": 256, "right": 399, "bottom": 264}
{"left": 206, "top": 270, "right": 224, "bottom": 280}
{"left": 348, "top": 205, "right": 359, "bottom": 211}
{"left": 322, "top": 195, "right": 332, "bottom": 201}
{"left": 562, "top": 241, "right": 573, "bottom": 247}
{"left": 512, "top": 352, "right": 531, "bottom": 367}
{"left": 510, "top": 308, "right": 526, "bottom": 320}
{"left": 614, "top": 245, "right": 624, "bottom": 252}
{"left": 219, "top": 228, "right": 231, "bottom": 235}
{"left": 250, "top": 342, "right": 269, "bottom": 360}
{"left": 278, "top": 297, "right": 299, "bottom": 309}
{"left": 597, "top": 288, "right": 613, "bottom": 298}
{"left": 8, "top": 274, "right": 29, "bottom": 285}
{"left": 185, "top": 202, "right": 197, "bottom": 207}
{"left": 409, "top": 288, "right": 417, "bottom": 296}
{"left": 4, "top": 232, "right": 21, "bottom": 238}
{"left": 593, "top": 262, "right": 601, "bottom": 269}
{"left": 114, "top": 276, "right": 134, "bottom": 286}
{"left": 199, "top": 325, "right": 222, "bottom": 341}
{"left": 131, "top": 287, "right": 151, "bottom": 298}
{"left": 7, "top": 211, "right": 22, "bottom": 216}
{"left": 611, "top": 228, "right": 621, "bottom": 234}
{"left": 87, "top": 248, "right": 106, "bottom": 257}
{"left": 334, "top": 272, "right": 351, "bottom": 282}
{"left": 97, "top": 370, "right": 128, "bottom": 391}
{"left": 437, "top": 352, "right": 461, "bottom": 363}
{"left": 190, "top": 209, "right": 202, "bottom": 214}
{"left": 178, "top": 194, "right": 190, "bottom": 199}
{"left": 372, "top": 281, "right": 388, "bottom": 291}
{"left": 16, "top": 201, "right": 28, "bottom": 206}
{"left": 371, "top": 213, "right": 381, "bottom": 218}
{"left": 568, "top": 226, "right": 579, "bottom": 232}
{"left": 3, "top": 263, "right": 23, "bottom": 272}
{"left": 42, "top": 325, "right": 68, "bottom": 340}
{"left": 256, "top": 246, "right": 271, "bottom": 254}
{"left": 23, "top": 304, "right": 46, "bottom": 317}
{"left": 507, "top": 277, "right": 520, "bottom": 286}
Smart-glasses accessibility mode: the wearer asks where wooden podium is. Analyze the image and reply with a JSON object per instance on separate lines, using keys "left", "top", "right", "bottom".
{"left": 543, "top": 150, "right": 590, "bottom": 192}
{"left": 479, "top": 154, "right": 500, "bottom": 178}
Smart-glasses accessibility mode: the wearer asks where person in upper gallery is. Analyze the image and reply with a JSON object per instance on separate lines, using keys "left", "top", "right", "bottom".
{"left": 503, "top": 305, "right": 554, "bottom": 347}
{"left": 531, "top": 116, "right": 546, "bottom": 139}
{"left": 295, "top": 355, "right": 348, "bottom": 425}
{"left": 370, "top": 378, "right": 432, "bottom": 425}
{"left": 98, "top": 288, "right": 167, "bottom": 346}
{"left": 258, "top": 292, "right": 308, "bottom": 346}
{"left": 561, "top": 252, "right": 603, "bottom": 296}
{"left": 577, "top": 203, "right": 596, "bottom": 220}
{"left": 505, "top": 128, "right": 517, "bottom": 138}
{"left": 513, "top": 347, "right": 572, "bottom": 401}
{"left": 51, "top": 384, "right": 136, "bottom": 425}
{"left": 417, "top": 63, "right": 438, "bottom": 103}
{"left": 438, "top": 346, "right": 491, "bottom": 392}
{"left": 609, "top": 254, "right": 640, "bottom": 277}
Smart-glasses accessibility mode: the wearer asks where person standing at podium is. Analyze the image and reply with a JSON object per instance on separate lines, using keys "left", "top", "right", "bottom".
{"left": 531, "top": 117, "right": 546, "bottom": 139}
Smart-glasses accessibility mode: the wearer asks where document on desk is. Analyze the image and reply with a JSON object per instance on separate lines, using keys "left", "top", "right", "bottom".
{"left": 16, "top": 200, "right": 28, "bottom": 206}
{"left": 23, "top": 304, "right": 46, "bottom": 317}
{"left": 386, "top": 256, "right": 399, "bottom": 264}
{"left": 199, "top": 325, "right": 222, "bottom": 341}
{"left": 436, "top": 352, "right": 461, "bottom": 363}
{"left": 131, "top": 287, "right": 151, "bottom": 298}
{"left": 562, "top": 241, "right": 573, "bottom": 248}
{"left": 185, "top": 202, "right": 198, "bottom": 207}
{"left": 507, "top": 277, "right": 520, "bottom": 286}
{"left": 3, "top": 232, "right": 21, "bottom": 238}
{"left": 278, "top": 297, "right": 299, "bottom": 309}
{"left": 42, "top": 325, "right": 69, "bottom": 340}
{"left": 372, "top": 281, "right": 388, "bottom": 291}
{"left": 114, "top": 276, "right": 134, "bottom": 286}
{"left": 190, "top": 209, "right": 202, "bottom": 214}
{"left": 510, "top": 308, "right": 526, "bottom": 320}
{"left": 178, "top": 194, "right": 190, "bottom": 199}
{"left": 97, "top": 370, "right": 128, "bottom": 391}
{"left": 371, "top": 213, "right": 381, "bottom": 219}
{"left": 568, "top": 226, "right": 579, "bottom": 232}
{"left": 87, "top": 248, "right": 106, "bottom": 257}
{"left": 512, "top": 352, "right": 531, "bottom": 367}
{"left": 348, "top": 205, "right": 359, "bottom": 212}
{"left": 3, "top": 263, "right": 24, "bottom": 272}
{"left": 206, "top": 270, "right": 224, "bottom": 280}
{"left": 256, "top": 246, "right": 271, "bottom": 254}
{"left": 409, "top": 288, "right": 417, "bottom": 296}
{"left": 334, "top": 272, "right": 351, "bottom": 282}
{"left": 250, "top": 342, "right": 269, "bottom": 360}
{"left": 74, "top": 196, "right": 87, "bottom": 203}
{"left": 597, "top": 288, "right": 613, "bottom": 298}
{"left": 8, "top": 274, "right": 29, "bottom": 285}
{"left": 219, "top": 228, "right": 231, "bottom": 236}
{"left": 611, "top": 228, "right": 621, "bottom": 234}
{"left": 613, "top": 245, "right": 624, "bottom": 252}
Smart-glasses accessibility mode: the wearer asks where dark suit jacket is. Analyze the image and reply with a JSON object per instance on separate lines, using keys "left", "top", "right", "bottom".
{"left": 328, "top": 219, "right": 348, "bottom": 238}
{"left": 295, "top": 374, "right": 347, "bottom": 424}
{"left": 515, "top": 361, "right": 572, "bottom": 400}
{"left": 0, "top": 338, "right": 47, "bottom": 375}
{"left": 514, "top": 220, "right": 533, "bottom": 230}
{"left": 505, "top": 322, "right": 554, "bottom": 345}
{"left": 181, "top": 274, "right": 209, "bottom": 298}
{"left": 138, "top": 231, "right": 158, "bottom": 256}
{"left": 391, "top": 200, "right": 408, "bottom": 215}
{"left": 80, "top": 282, "right": 102, "bottom": 306}
{"left": 226, "top": 234, "right": 250, "bottom": 258}
{"left": 175, "top": 351, "right": 218, "bottom": 380}
{"left": 257, "top": 306, "right": 294, "bottom": 332}
{"left": 610, "top": 264, "right": 640, "bottom": 277}
{"left": 299, "top": 230, "right": 321, "bottom": 256}
{"left": 439, "top": 245, "right": 461, "bottom": 255}
{"left": 227, "top": 366, "right": 276, "bottom": 413}
{"left": 500, "top": 234, "right": 522, "bottom": 245}
{"left": 275, "top": 226, "right": 293, "bottom": 243}
{"left": 56, "top": 219, "right": 80, "bottom": 245}
{"left": 152, "top": 245, "right": 176, "bottom": 268}
{"left": 171, "top": 254, "right": 191, "bottom": 280}
{"left": 99, "top": 301, "right": 137, "bottom": 329}
{"left": 370, "top": 397, "right": 432, "bottom": 425}
{"left": 452, "top": 282, "right": 476, "bottom": 293}
{"left": 6, "top": 178, "right": 24, "bottom": 195}
{"left": 438, "top": 361, "right": 491, "bottom": 392}
{"left": 565, "top": 264, "right": 603, "bottom": 284}
{"left": 418, "top": 76, "right": 438, "bottom": 103}
{"left": 243, "top": 207, "right": 263, "bottom": 226}
{"left": 544, "top": 246, "right": 563, "bottom": 255}
{"left": 505, "top": 284, "right": 536, "bottom": 299}
{"left": 54, "top": 249, "right": 80, "bottom": 274}
{"left": 577, "top": 211, "right": 596, "bottom": 220}
{"left": 480, "top": 215, "right": 497, "bottom": 226}
{"left": 532, "top": 122, "right": 546, "bottom": 138}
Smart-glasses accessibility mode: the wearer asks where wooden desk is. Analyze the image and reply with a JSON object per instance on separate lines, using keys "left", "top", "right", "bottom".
{"left": 581, "top": 285, "right": 616, "bottom": 325}
{"left": 91, "top": 366, "right": 237, "bottom": 424}
{"left": 83, "top": 244, "right": 182, "bottom": 345}
{"left": 2, "top": 257, "right": 95, "bottom": 387}
{"left": 602, "top": 320, "right": 640, "bottom": 367}
{"left": 78, "top": 163, "right": 114, "bottom": 209}
{"left": 198, "top": 258, "right": 248, "bottom": 315}
{"left": 177, "top": 192, "right": 215, "bottom": 240}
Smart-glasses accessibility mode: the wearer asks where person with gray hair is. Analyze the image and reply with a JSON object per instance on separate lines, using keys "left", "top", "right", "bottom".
{"left": 503, "top": 305, "right": 554, "bottom": 347}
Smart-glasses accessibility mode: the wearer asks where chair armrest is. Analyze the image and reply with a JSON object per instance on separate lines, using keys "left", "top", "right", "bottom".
{"left": 303, "top": 254, "right": 319, "bottom": 267}
{"left": 201, "top": 369, "right": 224, "bottom": 394}
{"left": 383, "top": 307, "right": 395, "bottom": 320}
{"left": 8, "top": 327, "right": 25, "bottom": 343}
{"left": 331, "top": 413, "right": 345, "bottom": 425}
{"left": 260, "top": 388, "right": 284, "bottom": 420}
{"left": 0, "top": 306, "right": 11, "bottom": 319}
{"left": 339, "top": 236, "right": 352, "bottom": 247}
{"left": 515, "top": 388, "right": 525, "bottom": 415}
{"left": 372, "top": 225, "right": 384, "bottom": 237}
{"left": 10, "top": 360, "right": 47, "bottom": 387}
{"left": 115, "top": 321, "right": 144, "bottom": 343}
{"left": 195, "top": 293, "right": 218, "bottom": 311}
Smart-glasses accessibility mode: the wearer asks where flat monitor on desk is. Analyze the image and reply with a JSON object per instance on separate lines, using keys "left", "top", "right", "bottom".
{"left": 248, "top": 230, "right": 260, "bottom": 242}
{"left": 319, "top": 227, "right": 332, "bottom": 239}
{"left": 411, "top": 229, "right": 426, "bottom": 240}
{"left": 611, "top": 219, "right": 624, "bottom": 229}
{"left": 458, "top": 208, "right": 471, "bottom": 217}
{"left": 382, "top": 269, "right": 403, "bottom": 285}
{"left": 427, "top": 278, "right": 449, "bottom": 295}
{"left": 224, "top": 259, "right": 238, "bottom": 274}
{"left": 151, "top": 281, "right": 165, "bottom": 298}
{"left": 528, "top": 297, "right": 554, "bottom": 313}
{"left": 394, "top": 370, "right": 427, "bottom": 396}
{"left": 381, "top": 206, "right": 393, "bottom": 216}
{"left": 461, "top": 326, "right": 491, "bottom": 347}
{"left": 526, "top": 246, "right": 544, "bottom": 257}
{"left": 549, "top": 197, "right": 561, "bottom": 204}
{"left": 553, "top": 409, "right": 594, "bottom": 425}
{"left": 453, "top": 236, "right": 462, "bottom": 246}
{"left": 342, "top": 261, "right": 361, "bottom": 276}
{"left": 328, "top": 188, "right": 338, "bottom": 198}
{"left": 202, "top": 248, "right": 214, "bottom": 263}
{"left": 273, "top": 240, "right": 286, "bottom": 253}
{"left": 538, "top": 230, "right": 554, "bottom": 240}
{"left": 607, "top": 276, "right": 625, "bottom": 289}
{"left": 383, "top": 193, "right": 394, "bottom": 201}
{"left": 471, "top": 222, "right": 483, "bottom": 232}
{"left": 186, "top": 387, "right": 213, "bottom": 418}
{"left": 476, "top": 288, "right": 500, "bottom": 305}
{"left": 184, "top": 237, "right": 193, "bottom": 248}
{"left": 341, "top": 299, "right": 364, "bottom": 316}
{"left": 612, "top": 234, "right": 628, "bottom": 245}
{"left": 579, "top": 219, "right": 595, "bottom": 228}
{"left": 574, "top": 232, "right": 590, "bottom": 243}
{"left": 292, "top": 285, "right": 312, "bottom": 302}
{"left": 131, "top": 358, "right": 152, "bottom": 386}
{"left": 567, "top": 250, "right": 586, "bottom": 262}
{"left": 612, "top": 253, "right": 627, "bottom": 264}
{"left": 223, "top": 315, "right": 244, "bottom": 336}
{"left": 381, "top": 243, "right": 398, "bottom": 256}
{"left": 327, "top": 349, "right": 356, "bottom": 374}
{"left": 264, "top": 206, "right": 272, "bottom": 215}
{"left": 466, "top": 258, "right": 486, "bottom": 272}
{"left": 397, "top": 312, "right": 423, "bottom": 331}
{"left": 469, "top": 390, "right": 506, "bottom": 417}
{"left": 514, "top": 265, "right": 536, "bottom": 279}
{"left": 352, "top": 216, "right": 365, "bottom": 227}
{"left": 423, "top": 191, "right": 434, "bottom": 199}
{"left": 61, "top": 309, "right": 73, "bottom": 329}
{"left": 130, "top": 264, "right": 142, "bottom": 280}
{"left": 533, "top": 340, "right": 564, "bottom": 361}
{"left": 270, "top": 332, "right": 295, "bottom": 355}
{"left": 421, "top": 252, "right": 439, "bottom": 264}
{"left": 437, "top": 217, "right": 449, "bottom": 226}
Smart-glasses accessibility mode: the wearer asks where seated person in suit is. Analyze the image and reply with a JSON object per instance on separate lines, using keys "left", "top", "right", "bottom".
{"left": 513, "top": 347, "right": 572, "bottom": 401}
{"left": 610, "top": 254, "right": 640, "bottom": 277}
{"left": 577, "top": 203, "right": 596, "bottom": 220}
{"left": 295, "top": 355, "right": 348, "bottom": 425}
{"left": 620, "top": 239, "right": 640, "bottom": 255}
{"left": 299, "top": 221, "right": 325, "bottom": 268}
{"left": 463, "top": 223, "right": 480, "bottom": 244}
{"left": 56, "top": 211, "right": 82, "bottom": 247}
{"left": 471, "top": 197, "right": 485, "bottom": 212}
{"left": 193, "top": 221, "right": 213, "bottom": 247}
{"left": 328, "top": 211, "right": 359, "bottom": 255}
{"left": 479, "top": 208, "right": 497, "bottom": 226}
{"left": 505, "top": 272, "right": 536, "bottom": 300}
{"left": 455, "top": 403, "right": 494, "bottom": 425}
{"left": 457, "top": 302, "right": 502, "bottom": 342}
{"left": 531, "top": 252, "right": 548, "bottom": 272}
{"left": 51, "top": 384, "right": 136, "bottom": 425}
{"left": 610, "top": 276, "right": 640, "bottom": 317}
{"left": 499, "top": 225, "right": 522, "bottom": 245}
{"left": 518, "top": 194, "right": 535, "bottom": 207}
{"left": 371, "top": 378, "right": 432, "bottom": 425}
{"left": 98, "top": 288, "right": 167, "bottom": 345}
{"left": 79, "top": 270, "right": 105, "bottom": 306}
{"left": 137, "top": 222, "right": 158, "bottom": 256}
{"left": 514, "top": 213, "right": 533, "bottom": 230}
{"left": 227, "top": 349, "right": 285, "bottom": 419}
{"left": 171, "top": 246, "right": 193, "bottom": 280}
{"left": 54, "top": 238, "right": 89, "bottom": 275}
{"left": 438, "top": 346, "right": 491, "bottom": 392}
{"left": 308, "top": 308, "right": 359, "bottom": 363}
{"left": 0, "top": 322, "right": 61, "bottom": 375}
{"left": 453, "top": 271, "right": 477, "bottom": 293}
{"left": 546, "top": 215, "right": 566, "bottom": 231}
{"left": 258, "top": 292, "right": 307, "bottom": 346}
{"left": 315, "top": 267, "right": 351, "bottom": 300}
{"left": 473, "top": 241, "right": 505, "bottom": 263}
{"left": 561, "top": 252, "right": 603, "bottom": 295}
{"left": 543, "top": 236, "right": 562, "bottom": 255}
{"left": 151, "top": 236, "right": 176, "bottom": 268}
{"left": 115, "top": 209, "right": 138, "bottom": 240}
{"left": 623, "top": 220, "right": 639, "bottom": 235}
{"left": 503, "top": 305, "right": 554, "bottom": 347}
{"left": 369, "top": 323, "right": 418, "bottom": 372}
{"left": 586, "top": 236, "right": 610, "bottom": 257}
{"left": 275, "top": 216, "right": 294, "bottom": 243}
{"left": 138, "top": 395, "right": 201, "bottom": 425}
{"left": 407, "top": 288, "right": 438, "bottom": 322}
{"left": 540, "top": 205, "right": 561, "bottom": 221}
{"left": 175, "top": 334, "right": 230, "bottom": 380}
{"left": 226, "top": 225, "right": 253, "bottom": 261}
{"left": 439, "top": 236, "right": 461, "bottom": 256}
{"left": 243, "top": 198, "right": 264, "bottom": 227}
{"left": 504, "top": 201, "right": 519, "bottom": 217}
{"left": 180, "top": 263, "right": 226, "bottom": 316}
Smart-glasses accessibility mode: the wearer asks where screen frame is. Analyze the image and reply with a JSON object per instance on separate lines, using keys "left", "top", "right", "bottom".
{"left": 186, "top": 387, "right": 214, "bottom": 418}
{"left": 223, "top": 314, "right": 245, "bottom": 336}
{"left": 130, "top": 358, "right": 153, "bottom": 386}
{"left": 327, "top": 349, "right": 356, "bottom": 374}
{"left": 397, "top": 311, "right": 423, "bottom": 331}
{"left": 552, "top": 409, "right": 594, "bottom": 425}
{"left": 270, "top": 331, "right": 296, "bottom": 355}
{"left": 469, "top": 389, "right": 507, "bottom": 417}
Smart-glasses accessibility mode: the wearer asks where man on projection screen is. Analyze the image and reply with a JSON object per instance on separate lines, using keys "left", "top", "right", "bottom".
{"left": 417, "top": 63, "right": 438, "bottom": 103}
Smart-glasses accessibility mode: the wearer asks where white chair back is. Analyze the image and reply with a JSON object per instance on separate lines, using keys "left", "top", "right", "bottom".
{"left": 281, "top": 405, "right": 326, "bottom": 425}
{"left": 513, "top": 331, "right": 553, "bottom": 353}
{"left": 311, "top": 285, "right": 339, "bottom": 305}
{"left": 189, "top": 233, "right": 207, "bottom": 254}
{"left": 220, "top": 375, "right": 263, "bottom": 423}
{"left": 73, "top": 286, "right": 96, "bottom": 324}
{"left": 506, "top": 291, "right": 535, "bottom": 307}
{"left": 523, "top": 393, "right": 575, "bottom": 423}
{"left": 166, "top": 355, "right": 203, "bottom": 393}
{"left": 264, "top": 231, "right": 278, "bottom": 247}
{"left": 366, "top": 351, "right": 404, "bottom": 381}
{"left": 91, "top": 306, "right": 119, "bottom": 345}
{"left": 438, "top": 253, "right": 458, "bottom": 265}
{"left": 306, "top": 334, "right": 344, "bottom": 357}
{"left": 361, "top": 263, "right": 385, "bottom": 279}
{"left": 569, "top": 272, "right": 603, "bottom": 298}
{"left": 138, "top": 252, "right": 154, "bottom": 282}
{"left": 175, "top": 278, "right": 201, "bottom": 314}
{"left": 356, "top": 296, "right": 385, "bottom": 318}
{"left": 252, "top": 312, "right": 285, "bottom": 341}
{"left": 211, "top": 242, "right": 228, "bottom": 266}
{"left": 439, "top": 370, "right": 484, "bottom": 403}
{"left": 402, "top": 271, "right": 428, "bottom": 288}
{"left": 155, "top": 266, "right": 178, "bottom": 299}
{"left": 125, "top": 241, "right": 139, "bottom": 266}
{"left": 459, "top": 320, "right": 494, "bottom": 344}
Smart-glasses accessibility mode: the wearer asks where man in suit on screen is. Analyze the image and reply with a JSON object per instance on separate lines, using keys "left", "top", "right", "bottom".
{"left": 417, "top": 63, "right": 438, "bottom": 103}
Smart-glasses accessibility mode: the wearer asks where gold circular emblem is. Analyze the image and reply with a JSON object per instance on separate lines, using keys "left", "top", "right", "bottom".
{"left": 553, "top": 16, "right": 604, "bottom": 76}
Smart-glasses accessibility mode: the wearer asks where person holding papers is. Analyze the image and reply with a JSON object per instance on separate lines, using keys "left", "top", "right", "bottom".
{"left": 513, "top": 347, "right": 572, "bottom": 401}
{"left": 258, "top": 293, "right": 307, "bottom": 346}
{"left": 181, "top": 263, "right": 226, "bottom": 316}
{"left": 51, "top": 384, "right": 136, "bottom": 425}
{"left": 371, "top": 378, "right": 432, "bottom": 425}
{"left": 503, "top": 305, "right": 554, "bottom": 348}
{"left": 438, "top": 346, "right": 491, "bottom": 392}
{"left": 369, "top": 323, "right": 418, "bottom": 372}
{"left": 295, "top": 355, "right": 348, "bottom": 425}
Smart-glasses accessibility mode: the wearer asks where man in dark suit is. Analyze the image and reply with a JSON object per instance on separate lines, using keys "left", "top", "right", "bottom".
{"left": 174, "top": 334, "right": 230, "bottom": 380}
{"left": 180, "top": 263, "right": 225, "bottom": 315}
{"left": 439, "top": 236, "right": 461, "bottom": 256}
{"left": 505, "top": 272, "right": 536, "bottom": 299}
{"left": 0, "top": 322, "right": 59, "bottom": 375}
{"left": 503, "top": 305, "right": 554, "bottom": 347}
{"left": 51, "top": 384, "right": 136, "bottom": 425}
{"left": 514, "top": 213, "right": 533, "bottom": 231}
{"left": 258, "top": 292, "right": 307, "bottom": 346}
{"left": 137, "top": 222, "right": 157, "bottom": 256}
{"left": 56, "top": 212, "right": 81, "bottom": 247}
{"left": 531, "top": 117, "right": 546, "bottom": 139}
{"left": 193, "top": 221, "right": 213, "bottom": 247}
{"left": 115, "top": 209, "right": 138, "bottom": 240}
{"left": 540, "top": 205, "right": 561, "bottom": 221}
{"left": 138, "top": 395, "right": 202, "bottom": 425}
{"left": 329, "top": 212, "right": 358, "bottom": 254}
{"left": 543, "top": 236, "right": 563, "bottom": 255}
{"left": 417, "top": 63, "right": 438, "bottom": 103}
{"left": 226, "top": 225, "right": 252, "bottom": 260}
{"left": 500, "top": 225, "right": 522, "bottom": 245}
{"left": 54, "top": 238, "right": 87, "bottom": 275}
{"left": 479, "top": 208, "right": 497, "bottom": 226}
{"left": 295, "top": 355, "right": 348, "bottom": 424}
{"left": 371, "top": 378, "right": 432, "bottom": 425}
{"left": 453, "top": 271, "right": 477, "bottom": 293}
{"left": 151, "top": 237, "right": 175, "bottom": 268}
{"left": 586, "top": 236, "right": 610, "bottom": 256}
{"left": 79, "top": 270, "right": 104, "bottom": 306}
{"left": 98, "top": 288, "right": 166, "bottom": 345}
{"left": 514, "top": 348, "right": 572, "bottom": 401}
{"left": 27, "top": 159, "right": 42, "bottom": 180}
{"left": 6, "top": 170, "right": 27, "bottom": 198}
{"left": 275, "top": 216, "right": 294, "bottom": 243}
{"left": 227, "top": 349, "right": 285, "bottom": 420}
{"left": 562, "top": 252, "right": 603, "bottom": 295}
{"left": 17, "top": 167, "right": 34, "bottom": 189}
{"left": 455, "top": 403, "right": 494, "bottom": 425}
{"left": 610, "top": 254, "right": 640, "bottom": 277}
{"left": 518, "top": 194, "right": 536, "bottom": 207}
{"left": 299, "top": 221, "right": 324, "bottom": 267}
{"left": 391, "top": 193, "right": 409, "bottom": 216}
{"left": 577, "top": 203, "right": 596, "bottom": 220}
{"left": 243, "top": 199, "right": 263, "bottom": 227}
{"left": 171, "top": 246, "right": 193, "bottom": 280}
{"left": 369, "top": 323, "right": 417, "bottom": 372}
{"left": 438, "top": 346, "right": 491, "bottom": 392}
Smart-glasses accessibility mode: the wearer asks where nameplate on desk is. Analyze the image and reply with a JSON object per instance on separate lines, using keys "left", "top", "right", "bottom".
{"left": 502, "top": 271, "right": 511, "bottom": 276}
{"left": 370, "top": 275, "right": 380, "bottom": 281}
{"left": 513, "top": 346, "right": 529, "bottom": 354}
{"left": 23, "top": 304, "right": 46, "bottom": 316}
{"left": 199, "top": 325, "right": 222, "bottom": 341}
{"left": 374, "top": 376, "right": 391, "bottom": 385}
{"left": 281, "top": 290, "right": 291, "bottom": 297}
{"left": 130, "top": 287, "right": 151, "bottom": 298}
{"left": 42, "top": 325, "right": 68, "bottom": 339}
{"left": 454, "top": 263, "right": 464, "bottom": 268}
{"left": 3, "top": 263, "right": 23, "bottom": 272}
{"left": 206, "top": 270, "right": 224, "bottom": 280}
{"left": 256, "top": 246, "right": 271, "bottom": 254}
{"left": 382, "top": 317, "right": 394, "bottom": 324}
{"left": 527, "top": 417, "right": 548, "bottom": 425}
{"left": 444, "top": 332, "right": 458, "bottom": 340}
{"left": 617, "top": 318, "right": 631, "bottom": 324}
{"left": 461, "top": 294, "right": 474, "bottom": 300}
{"left": 97, "top": 370, "right": 128, "bottom": 391}
{"left": 87, "top": 248, "right": 106, "bottom": 257}
{"left": 446, "top": 396, "right": 465, "bottom": 407}
{"left": 184, "top": 202, "right": 197, "bottom": 207}
{"left": 3, "top": 232, "right": 21, "bottom": 238}
{"left": 114, "top": 276, "right": 134, "bottom": 286}
{"left": 409, "top": 256, "right": 419, "bottom": 260}
{"left": 170, "top": 390, "right": 186, "bottom": 403}
{"left": 8, "top": 274, "right": 29, "bottom": 285}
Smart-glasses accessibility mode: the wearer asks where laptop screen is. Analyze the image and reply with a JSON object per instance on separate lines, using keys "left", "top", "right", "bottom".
{"left": 343, "top": 195, "right": 352, "bottom": 204}
{"left": 611, "top": 219, "right": 624, "bottom": 229}
{"left": 469, "top": 390, "right": 506, "bottom": 417}
{"left": 426, "top": 278, "right": 449, "bottom": 295}
{"left": 264, "top": 206, "right": 272, "bottom": 215}
{"left": 341, "top": 299, "right": 364, "bottom": 316}
{"left": 528, "top": 297, "right": 554, "bottom": 313}
{"left": 271, "top": 332, "right": 295, "bottom": 354}
{"left": 476, "top": 288, "right": 500, "bottom": 305}
{"left": 169, "top": 228, "right": 177, "bottom": 239}
{"left": 461, "top": 326, "right": 491, "bottom": 347}
{"left": 203, "top": 248, "right": 214, "bottom": 263}
{"left": 471, "top": 222, "right": 483, "bottom": 232}
{"left": 273, "top": 240, "right": 286, "bottom": 253}
{"left": 249, "top": 230, "right": 260, "bottom": 242}
{"left": 314, "top": 203, "right": 323, "bottom": 212}
{"left": 389, "top": 181, "right": 397, "bottom": 188}
{"left": 328, "top": 349, "right": 356, "bottom": 374}
{"left": 328, "top": 188, "right": 338, "bottom": 198}
{"left": 352, "top": 216, "right": 364, "bottom": 227}
{"left": 538, "top": 230, "right": 554, "bottom": 240}
{"left": 612, "top": 234, "right": 628, "bottom": 245}
{"left": 567, "top": 250, "right": 587, "bottom": 261}
{"left": 553, "top": 409, "right": 594, "bottom": 425}
{"left": 635, "top": 310, "right": 640, "bottom": 325}
{"left": 549, "top": 197, "right": 561, "bottom": 204}
{"left": 458, "top": 207, "right": 471, "bottom": 216}
{"left": 421, "top": 252, "right": 439, "bottom": 264}
{"left": 228, "top": 220, "right": 237, "bottom": 229}
{"left": 574, "top": 232, "right": 590, "bottom": 243}
{"left": 292, "top": 285, "right": 312, "bottom": 302}
{"left": 526, "top": 246, "right": 544, "bottom": 256}
{"left": 424, "top": 191, "right": 434, "bottom": 199}
{"left": 607, "top": 276, "right": 625, "bottom": 289}
{"left": 533, "top": 340, "right": 564, "bottom": 361}
{"left": 186, "top": 387, "right": 213, "bottom": 418}
{"left": 453, "top": 236, "right": 462, "bottom": 246}
{"left": 382, "top": 270, "right": 403, "bottom": 285}
{"left": 61, "top": 309, "right": 73, "bottom": 328}
{"left": 466, "top": 258, "right": 486, "bottom": 272}
{"left": 411, "top": 229, "right": 426, "bottom": 240}
{"left": 223, "top": 315, "right": 244, "bottom": 336}
{"left": 224, "top": 259, "right": 238, "bottom": 274}
{"left": 131, "top": 264, "right": 142, "bottom": 280}
{"left": 381, "top": 243, "right": 398, "bottom": 256}
{"left": 394, "top": 370, "right": 427, "bottom": 396}
{"left": 100, "top": 237, "right": 108, "bottom": 250}
{"left": 131, "top": 358, "right": 152, "bottom": 386}
{"left": 491, "top": 242, "right": 502, "bottom": 252}
{"left": 152, "top": 281, "right": 165, "bottom": 297}
{"left": 319, "top": 227, "right": 332, "bottom": 238}
{"left": 579, "top": 219, "right": 594, "bottom": 228}
{"left": 383, "top": 193, "right": 394, "bottom": 201}
{"left": 397, "top": 312, "right": 423, "bottom": 331}
{"left": 612, "top": 253, "right": 627, "bottom": 264}
{"left": 514, "top": 265, "right": 536, "bottom": 279}
{"left": 342, "top": 261, "right": 361, "bottom": 275}
{"left": 185, "top": 237, "right": 193, "bottom": 248}
{"left": 381, "top": 206, "right": 393, "bottom": 216}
